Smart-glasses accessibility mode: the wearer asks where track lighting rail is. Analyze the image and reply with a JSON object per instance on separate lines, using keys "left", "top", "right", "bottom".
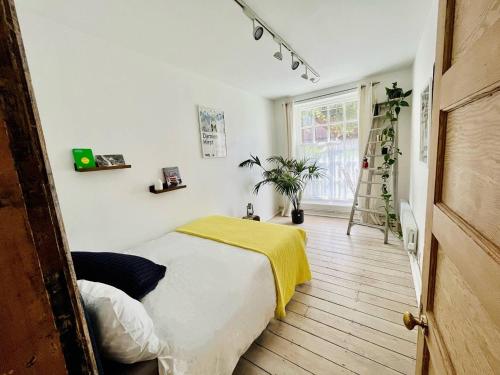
{"left": 233, "top": 0, "right": 320, "bottom": 82}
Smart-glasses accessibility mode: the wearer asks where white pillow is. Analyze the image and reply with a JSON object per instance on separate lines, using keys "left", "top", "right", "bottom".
{"left": 78, "top": 279, "right": 164, "bottom": 364}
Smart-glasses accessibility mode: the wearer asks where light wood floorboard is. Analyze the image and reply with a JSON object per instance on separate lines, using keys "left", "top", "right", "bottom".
{"left": 234, "top": 215, "right": 417, "bottom": 375}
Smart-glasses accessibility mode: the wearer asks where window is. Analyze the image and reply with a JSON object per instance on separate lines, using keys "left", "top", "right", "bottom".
{"left": 294, "top": 91, "right": 359, "bottom": 205}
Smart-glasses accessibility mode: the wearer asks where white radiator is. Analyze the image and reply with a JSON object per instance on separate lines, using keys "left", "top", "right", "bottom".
{"left": 400, "top": 200, "right": 418, "bottom": 254}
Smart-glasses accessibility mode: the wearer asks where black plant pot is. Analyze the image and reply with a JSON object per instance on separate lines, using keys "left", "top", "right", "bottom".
{"left": 291, "top": 209, "right": 304, "bottom": 224}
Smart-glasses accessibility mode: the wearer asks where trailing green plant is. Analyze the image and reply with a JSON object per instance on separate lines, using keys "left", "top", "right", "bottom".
{"left": 379, "top": 82, "right": 412, "bottom": 236}
{"left": 238, "top": 155, "right": 325, "bottom": 211}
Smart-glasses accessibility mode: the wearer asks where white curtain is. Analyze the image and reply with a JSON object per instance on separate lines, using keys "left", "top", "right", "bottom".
{"left": 281, "top": 99, "right": 294, "bottom": 217}
{"left": 357, "top": 83, "right": 383, "bottom": 225}
{"left": 358, "top": 83, "right": 373, "bottom": 161}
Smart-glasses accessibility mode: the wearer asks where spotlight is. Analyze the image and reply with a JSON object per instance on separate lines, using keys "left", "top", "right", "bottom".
{"left": 291, "top": 53, "right": 300, "bottom": 70}
{"left": 238, "top": 3, "right": 320, "bottom": 82}
{"left": 273, "top": 43, "right": 283, "bottom": 61}
{"left": 253, "top": 20, "right": 264, "bottom": 40}
{"left": 301, "top": 66, "right": 309, "bottom": 80}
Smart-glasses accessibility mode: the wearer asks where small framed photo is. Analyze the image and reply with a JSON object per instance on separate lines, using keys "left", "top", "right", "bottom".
{"left": 95, "top": 154, "right": 126, "bottom": 167}
{"left": 163, "top": 167, "right": 182, "bottom": 186}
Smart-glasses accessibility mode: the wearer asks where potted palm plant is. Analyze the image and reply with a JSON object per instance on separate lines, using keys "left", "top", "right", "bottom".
{"left": 239, "top": 155, "right": 325, "bottom": 224}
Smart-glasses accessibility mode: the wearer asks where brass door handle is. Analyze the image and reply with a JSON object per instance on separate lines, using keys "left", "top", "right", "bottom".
{"left": 403, "top": 311, "right": 428, "bottom": 331}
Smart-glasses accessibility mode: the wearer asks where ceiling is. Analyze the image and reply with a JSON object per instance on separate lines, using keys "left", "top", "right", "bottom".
{"left": 17, "top": 0, "right": 432, "bottom": 99}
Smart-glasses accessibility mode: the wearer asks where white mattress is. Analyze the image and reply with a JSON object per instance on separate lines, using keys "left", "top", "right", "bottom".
{"left": 124, "top": 232, "right": 276, "bottom": 375}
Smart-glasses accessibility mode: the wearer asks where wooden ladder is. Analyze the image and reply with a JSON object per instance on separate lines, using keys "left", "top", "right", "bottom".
{"left": 347, "top": 101, "right": 398, "bottom": 244}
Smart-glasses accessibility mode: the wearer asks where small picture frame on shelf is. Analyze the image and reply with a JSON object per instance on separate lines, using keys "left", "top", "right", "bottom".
{"left": 95, "top": 154, "right": 126, "bottom": 167}
{"left": 162, "top": 167, "right": 182, "bottom": 186}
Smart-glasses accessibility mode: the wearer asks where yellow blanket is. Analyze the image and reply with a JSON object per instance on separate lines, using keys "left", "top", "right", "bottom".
{"left": 176, "top": 215, "right": 311, "bottom": 317}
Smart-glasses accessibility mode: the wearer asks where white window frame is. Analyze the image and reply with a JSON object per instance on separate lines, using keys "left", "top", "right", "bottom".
{"left": 293, "top": 91, "right": 360, "bottom": 210}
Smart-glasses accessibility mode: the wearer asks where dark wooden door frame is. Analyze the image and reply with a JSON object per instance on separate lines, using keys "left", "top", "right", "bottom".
{"left": 0, "top": 0, "right": 96, "bottom": 373}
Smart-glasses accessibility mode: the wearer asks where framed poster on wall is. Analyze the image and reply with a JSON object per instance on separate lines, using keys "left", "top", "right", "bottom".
{"left": 198, "top": 106, "right": 227, "bottom": 158}
{"left": 419, "top": 78, "right": 432, "bottom": 163}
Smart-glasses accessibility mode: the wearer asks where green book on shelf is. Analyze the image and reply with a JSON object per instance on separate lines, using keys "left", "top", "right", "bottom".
{"left": 72, "top": 148, "right": 96, "bottom": 169}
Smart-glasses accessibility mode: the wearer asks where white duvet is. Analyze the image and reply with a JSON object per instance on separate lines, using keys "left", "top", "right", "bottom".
{"left": 124, "top": 232, "right": 276, "bottom": 375}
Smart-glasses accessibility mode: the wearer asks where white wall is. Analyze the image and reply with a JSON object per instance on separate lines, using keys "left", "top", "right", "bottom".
{"left": 17, "top": 11, "right": 279, "bottom": 251}
{"left": 410, "top": 0, "right": 439, "bottom": 270}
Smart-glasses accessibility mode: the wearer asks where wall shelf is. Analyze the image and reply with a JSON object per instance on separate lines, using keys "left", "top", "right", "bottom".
{"left": 149, "top": 184, "right": 186, "bottom": 194}
{"left": 75, "top": 164, "right": 131, "bottom": 172}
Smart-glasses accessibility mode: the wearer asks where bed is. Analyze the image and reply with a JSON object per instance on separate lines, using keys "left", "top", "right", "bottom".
{"left": 123, "top": 231, "right": 277, "bottom": 375}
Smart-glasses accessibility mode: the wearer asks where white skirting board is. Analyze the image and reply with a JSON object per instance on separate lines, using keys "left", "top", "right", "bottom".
{"left": 302, "top": 203, "right": 352, "bottom": 219}
{"left": 305, "top": 210, "right": 350, "bottom": 219}
{"left": 408, "top": 251, "right": 422, "bottom": 306}
{"left": 271, "top": 206, "right": 291, "bottom": 218}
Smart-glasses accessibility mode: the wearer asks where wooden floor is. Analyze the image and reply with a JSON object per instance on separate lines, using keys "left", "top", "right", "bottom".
{"left": 233, "top": 215, "right": 418, "bottom": 375}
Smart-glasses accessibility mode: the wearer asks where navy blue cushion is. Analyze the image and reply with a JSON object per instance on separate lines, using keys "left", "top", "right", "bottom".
{"left": 72, "top": 252, "right": 166, "bottom": 300}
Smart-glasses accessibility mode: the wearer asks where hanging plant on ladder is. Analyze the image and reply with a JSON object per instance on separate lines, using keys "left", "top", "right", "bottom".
{"left": 379, "top": 82, "right": 412, "bottom": 237}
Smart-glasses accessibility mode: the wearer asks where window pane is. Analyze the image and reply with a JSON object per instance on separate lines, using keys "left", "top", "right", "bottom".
{"left": 329, "top": 104, "right": 343, "bottom": 123}
{"left": 345, "top": 101, "right": 358, "bottom": 121}
{"left": 301, "top": 110, "right": 312, "bottom": 127}
{"left": 345, "top": 121, "right": 358, "bottom": 139}
{"left": 329, "top": 124, "right": 343, "bottom": 142}
{"left": 315, "top": 126, "right": 328, "bottom": 143}
{"left": 302, "top": 128, "right": 313, "bottom": 143}
{"left": 294, "top": 93, "right": 359, "bottom": 204}
{"left": 313, "top": 107, "right": 328, "bottom": 125}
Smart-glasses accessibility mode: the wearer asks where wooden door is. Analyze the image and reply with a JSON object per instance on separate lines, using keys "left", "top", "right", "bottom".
{"left": 405, "top": 0, "right": 500, "bottom": 374}
{"left": 0, "top": 0, "right": 97, "bottom": 373}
